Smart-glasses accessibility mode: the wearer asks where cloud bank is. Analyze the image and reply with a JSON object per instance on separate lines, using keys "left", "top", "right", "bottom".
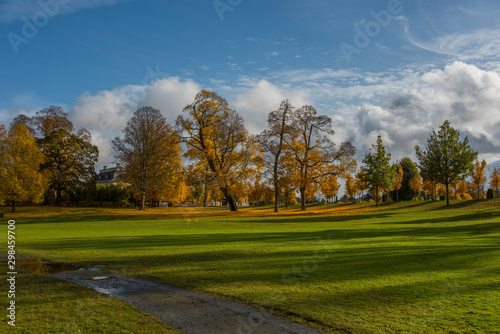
{"left": 2, "top": 61, "right": 499, "bottom": 170}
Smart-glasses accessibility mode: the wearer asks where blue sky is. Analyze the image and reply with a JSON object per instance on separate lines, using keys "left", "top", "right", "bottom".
{"left": 2, "top": 0, "right": 500, "bottom": 170}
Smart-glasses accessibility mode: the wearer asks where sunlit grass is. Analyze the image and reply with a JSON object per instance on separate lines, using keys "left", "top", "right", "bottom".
{"left": 2, "top": 200, "right": 499, "bottom": 333}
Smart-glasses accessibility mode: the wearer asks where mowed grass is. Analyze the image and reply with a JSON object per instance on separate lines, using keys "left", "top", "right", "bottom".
{"left": 2, "top": 200, "right": 500, "bottom": 333}
{"left": 0, "top": 272, "right": 180, "bottom": 333}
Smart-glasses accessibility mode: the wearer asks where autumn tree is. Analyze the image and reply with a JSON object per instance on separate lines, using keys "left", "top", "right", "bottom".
{"left": 30, "top": 109, "right": 99, "bottom": 204}
{"left": 10, "top": 114, "right": 36, "bottom": 135}
{"left": 248, "top": 179, "right": 266, "bottom": 205}
{"left": 392, "top": 163, "right": 404, "bottom": 202}
{"left": 176, "top": 90, "right": 258, "bottom": 211}
{"left": 489, "top": 167, "right": 500, "bottom": 199}
{"left": 113, "top": 106, "right": 181, "bottom": 211}
{"left": 415, "top": 120, "right": 477, "bottom": 206}
{"left": 361, "top": 135, "right": 395, "bottom": 207}
{"left": 409, "top": 172, "right": 423, "bottom": 200}
{"left": 344, "top": 174, "right": 356, "bottom": 199}
{"left": 257, "top": 99, "right": 293, "bottom": 212}
{"left": 286, "top": 105, "right": 356, "bottom": 210}
{"left": 186, "top": 164, "right": 216, "bottom": 207}
{"left": 320, "top": 174, "right": 340, "bottom": 203}
{"left": 0, "top": 124, "right": 47, "bottom": 212}
{"left": 34, "top": 106, "right": 74, "bottom": 137}
{"left": 456, "top": 179, "right": 469, "bottom": 199}
{"left": 355, "top": 169, "right": 369, "bottom": 201}
{"left": 471, "top": 159, "right": 487, "bottom": 199}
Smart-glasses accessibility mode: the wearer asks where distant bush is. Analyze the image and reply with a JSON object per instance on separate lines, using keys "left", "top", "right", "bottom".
{"left": 462, "top": 193, "right": 472, "bottom": 200}
{"left": 487, "top": 189, "right": 494, "bottom": 199}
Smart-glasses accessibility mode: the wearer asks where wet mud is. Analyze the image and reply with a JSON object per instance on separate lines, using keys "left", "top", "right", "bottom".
{"left": 1, "top": 254, "right": 321, "bottom": 334}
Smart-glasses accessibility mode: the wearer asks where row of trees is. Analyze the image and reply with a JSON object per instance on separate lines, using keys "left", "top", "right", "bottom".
{"left": 113, "top": 92, "right": 357, "bottom": 211}
{"left": 356, "top": 121, "right": 499, "bottom": 206}
{"left": 0, "top": 107, "right": 98, "bottom": 211}
{"left": 2, "top": 91, "right": 498, "bottom": 212}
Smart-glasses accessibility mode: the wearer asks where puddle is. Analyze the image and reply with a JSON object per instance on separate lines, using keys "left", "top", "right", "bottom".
{"left": 82, "top": 275, "right": 111, "bottom": 280}
{"left": 1, "top": 253, "right": 321, "bottom": 333}
{"left": 53, "top": 269, "right": 322, "bottom": 334}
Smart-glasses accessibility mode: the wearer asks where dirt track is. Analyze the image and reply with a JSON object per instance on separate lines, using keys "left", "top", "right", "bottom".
{"left": 53, "top": 266, "right": 321, "bottom": 334}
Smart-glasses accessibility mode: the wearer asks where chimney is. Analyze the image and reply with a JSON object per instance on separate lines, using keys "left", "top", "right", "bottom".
{"left": 103, "top": 166, "right": 107, "bottom": 170}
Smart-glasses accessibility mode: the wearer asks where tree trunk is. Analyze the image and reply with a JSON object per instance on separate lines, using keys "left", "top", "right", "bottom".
{"left": 56, "top": 188, "right": 62, "bottom": 206}
{"left": 375, "top": 185, "right": 379, "bottom": 207}
{"left": 227, "top": 196, "right": 237, "bottom": 211}
{"left": 396, "top": 189, "right": 399, "bottom": 203}
{"left": 140, "top": 193, "right": 146, "bottom": 211}
{"left": 221, "top": 186, "right": 238, "bottom": 211}
{"left": 300, "top": 187, "right": 306, "bottom": 210}
{"left": 446, "top": 182, "right": 450, "bottom": 206}
{"left": 274, "top": 188, "right": 279, "bottom": 213}
{"left": 11, "top": 200, "right": 16, "bottom": 213}
{"left": 203, "top": 182, "right": 208, "bottom": 207}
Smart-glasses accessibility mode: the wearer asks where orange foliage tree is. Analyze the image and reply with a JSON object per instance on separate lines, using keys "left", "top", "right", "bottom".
{"left": 177, "top": 90, "right": 259, "bottom": 211}
{"left": 489, "top": 167, "right": 500, "bottom": 199}
{"left": 286, "top": 105, "right": 356, "bottom": 210}
{"left": 471, "top": 159, "right": 487, "bottom": 199}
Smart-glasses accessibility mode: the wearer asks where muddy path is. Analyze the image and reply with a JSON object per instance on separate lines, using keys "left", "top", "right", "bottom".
{"left": 2, "top": 254, "right": 322, "bottom": 334}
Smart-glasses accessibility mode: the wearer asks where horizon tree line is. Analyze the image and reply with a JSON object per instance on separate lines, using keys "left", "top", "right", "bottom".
{"left": 1, "top": 92, "right": 499, "bottom": 212}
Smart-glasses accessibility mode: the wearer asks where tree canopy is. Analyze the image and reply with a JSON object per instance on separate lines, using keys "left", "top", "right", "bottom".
{"left": 415, "top": 120, "right": 477, "bottom": 205}
{"left": 286, "top": 105, "right": 356, "bottom": 210}
{"left": 113, "top": 106, "right": 182, "bottom": 210}
{"left": 361, "top": 135, "right": 395, "bottom": 207}
{"left": 0, "top": 124, "right": 47, "bottom": 212}
{"left": 176, "top": 90, "right": 258, "bottom": 211}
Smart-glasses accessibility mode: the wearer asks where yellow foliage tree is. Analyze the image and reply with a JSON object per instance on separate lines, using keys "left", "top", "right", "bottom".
{"left": 113, "top": 106, "right": 182, "bottom": 210}
{"left": 344, "top": 174, "right": 356, "bottom": 199}
{"left": 286, "top": 105, "right": 356, "bottom": 210}
{"left": 456, "top": 180, "right": 468, "bottom": 199}
{"left": 409, "top": 173, "right": 423, "bottom": 200}
{"left": 489, "top": 167, "right": 500, "bottom": 199}
{"left": 355, "top": 169, "right": 369, "bottom": 201}
{"left": 392, "top": 164, "right": 404, "bottom": 202}
{"left": 0, "top": 124, "right": 47, "bottom": 212}
{"left": 257, "top": 99, "right": 293, "bottom": 212}
{"left": 177, "top": 90, "right": 259, "bottom": 211}
{"left": 320, "top": 174, "right": 340, "bottom": 203}
{"left": 471, "top": 159, "right": 487, "bottom": 199}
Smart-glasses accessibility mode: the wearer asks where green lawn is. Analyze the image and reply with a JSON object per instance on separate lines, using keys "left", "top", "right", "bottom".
{"left": 2, "top": 200, "right": 499, "bottom": 333}
{"left": 0, "top": 272, "right": 180, "bottom": 334}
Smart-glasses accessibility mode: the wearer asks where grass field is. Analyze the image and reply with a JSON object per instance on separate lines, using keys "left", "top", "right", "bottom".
{"left": 1, "top": 200, "right": 499, "bottom": 333}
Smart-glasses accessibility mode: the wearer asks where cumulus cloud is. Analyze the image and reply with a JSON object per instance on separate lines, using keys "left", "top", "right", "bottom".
{"left": 141, "top": 77, "right": 201, "bottom": 122}
{"left": 71, "top": 77, "right": 200, "bottom": 167}
{"left": 349, "top": 61, "right": 500, "bottom": 162}
{"left": 233, "top": 80, "right": 309, "bottom": 134}
{"left": 72, "top": 85, "right": 145, "bottom": 132}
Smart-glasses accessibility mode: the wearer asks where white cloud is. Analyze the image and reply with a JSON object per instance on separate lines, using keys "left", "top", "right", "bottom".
{"left": 404, "top": 27, "right": 500, "bottom": 61}
{"left": 233, "top": 80, "right": 309, "bottom": 134}
{"left": 71, "top": 77, "right": 200, "bottom": 167}
{"left": 141, "top": 77, "right": 201, "bottom": 123}
{"left": 347, "top": 62, "right": 500, "bottom": 163}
